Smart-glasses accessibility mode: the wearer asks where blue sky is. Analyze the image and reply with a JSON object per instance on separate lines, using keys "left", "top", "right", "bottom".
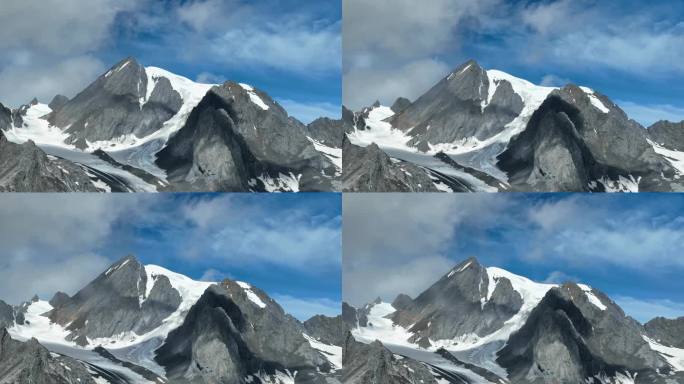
{"left": 0, "top": 193, "right": 341, "bottom": 321}
{"left": 344, "top": 193, "right": 684, "bottom": 323}
{"left": 0, "top": 0, "right": 341, "bottom": 123}
{"left": 343, "top": 0, "right": 684, "bottom": 127}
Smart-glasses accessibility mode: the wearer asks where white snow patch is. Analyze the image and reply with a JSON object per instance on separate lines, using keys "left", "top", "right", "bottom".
{"left": 596, "top": 175, "right": 640, "bottom": 192}
{"left": 307, "top": 137, "right": 341, "bottom": 171}
{"left": 236, "top": 281, "right": 267, "bottom": 308}
{"left": 90, "top": 179, "right": 111, "bottom": 192}
{"left": 239, "top": 83, "right": 270, "bottom": 110}
{"left": 9, "top": 301, "right": 75, "bottom": 347}
{"left": 580, "top": 87, "right": 610, "bottom": 113}
{"left": 578, "top": 284, "right": 607, "bottom": 310}
{"left": 3, "top": 103, "right": 74, "bottom": 148}
{"left": 254, "top": 172, "right": 302, "bottom": 192}
{"left": 643, "top": 336, "right": 684, "bottom": 372}
{"left": 649, "top": 138, "right": 684, "bottom": 176}
{"left": 303, "top": 334, "right": 342, "bottom": 370}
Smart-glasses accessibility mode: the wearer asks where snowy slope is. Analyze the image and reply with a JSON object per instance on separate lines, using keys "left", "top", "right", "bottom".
{"left": 347, "top": 68, "right": 558, "bottom": 184}
{"left": 351, "top": 266, "right": 561, "bottom": 381}
{"left": 8, "top": 265, "right": 214, "bottom": 380}
{"left": 2, "top": 66, "right": 217, "bottom": 190}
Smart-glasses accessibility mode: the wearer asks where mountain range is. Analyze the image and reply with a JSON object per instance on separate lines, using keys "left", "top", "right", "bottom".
{"left": 343, "top": 60, "right": 684, "bottom": 192}
{"left": 0, "top": 57, "right": 342, "bottom": 192}
{"left": 0, "top": 255, "right": 343, "bottom": 383}
{"left": 342, "top": 258, "right": 684, "bottom": 384}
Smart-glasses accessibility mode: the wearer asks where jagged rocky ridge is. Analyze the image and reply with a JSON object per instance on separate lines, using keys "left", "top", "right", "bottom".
{"left": 346, "top": 258, "right": 684, "bottom": 384}
{"left": 1, "top": 255, "right": 342, "bottom": 384}
{"left": 0, "top": 57, "right": 342, "bottom": 192}
{"left": 344, "top": 59, "right": 684, "bottom": 192}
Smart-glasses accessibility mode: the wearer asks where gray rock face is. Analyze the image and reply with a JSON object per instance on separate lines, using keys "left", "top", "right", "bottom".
{"left": 342, "top": 138, "right": 439, "bottom": 192}
{"left": 0, "top": 328, "right": 96, "bottom": 384}
{"left": 342, "top": 332, "right": 437, "bottom": 384}
{"left": 389, "top": 60, "right": 524, "bottom": 150}
{"left": 648, "top": 120, "right": 684, "bottom": 151}
{"left": 0, "top": 103, "right": 11, "bottom": 131}
{"left": 48, "top": 292, "right": 70, "bottom": 309}
{"left": 48, "top": 255, "right": 181, "bottom": 344}
{"left": 341, "top": 106, "right": 355, "bottom": 133}
{"left": 156, "top": 82, "right": 335, "bottom": 192}
{"left": 0, "top": 130, "right": 100, "bottom": 192}
{"left": 497, "top": 283, "right": 667, "bottom": 384}
{"left": 307, "top": 117, "right": 343, "bottom": 148}
{"left": 0, "top": 301, "right": 14, "bottom": 330}
{"left": 342, "top": 302, "right": 367, "bottom": 328}
{"left": 48, "top": 94, "right": 70, "bottom": 112}
{"left": 390, "top": 97, "right": 411, "bottom": 114}
{"left": 497, "top": 92, "right": 676, "bottom": 192}
{"left": 391, "top": 294, "right": 413, "bottom": 311}
{"left": 391, "top": 258, "right": 522, "bottom": 346}
{"left": 304, "top": 314, "right": 347, "bottom": 346}
{"left": 47, "top": 57, "right": 183, "bottom": 147}
{"left": 155, "top": 280, "right": 330, "bottom": 384}
{"left": 645, "top": 317, "right": 684, "bottom": 349}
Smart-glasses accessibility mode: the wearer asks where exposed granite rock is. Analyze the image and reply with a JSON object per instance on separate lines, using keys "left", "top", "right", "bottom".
{"left": 644, "top": 317, "right": 684, "bottom": 349}
{"left": 0, "top": 328, "right": 96, "bottom": 384}
{"left": 342, "top": 332, "right": 437, "bottom": 384}
{"left": 304, "top": 314, "right": 346, "bottom": 346}
{"left": 342, "top": 137, "right": 439, "bottom": 192}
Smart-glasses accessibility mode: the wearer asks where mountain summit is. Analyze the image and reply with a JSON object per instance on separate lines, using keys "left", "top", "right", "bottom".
{"left": 345, "top": 59, "right": 684, "bottom": 192}
{"left": 1, "top": 255, "right": 342, "bottom": 383}
{"left": 0, "top": 57, "right": 343, "bottom": 192}
{"left": 346, "top": 258, "right": 684, "bottom": 384}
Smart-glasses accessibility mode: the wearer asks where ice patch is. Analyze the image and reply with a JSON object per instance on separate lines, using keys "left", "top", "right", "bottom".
{"left": 239, "top": 83, "right": 270, "bottom": 110}
{"left": 307, "top": 137, "right": 341, "bottom": 172}
{"left": 236, "top": 281, "right": 267, "bottom": 308}
{"left": 643, "top": 336, "right": 684, "bottom": 372}
{"left": 578, "top": 284, "right": 607, "bottom": 311}
{"left": 580, "top": 87, "right": 610, "bottom": 113}
{"left": 303, "top": 334, "right": 342, "bottom": 370}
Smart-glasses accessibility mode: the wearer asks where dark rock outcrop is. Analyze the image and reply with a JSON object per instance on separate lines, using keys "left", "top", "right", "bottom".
{"left": 48, "top": 57, "right": 183, "bottom": 147}
{"left": 648, "top": 120, "right": 684, "bottom": 151}
{"left": 0, "top": 130, "right": 100, "bottom": 192}
{"left": 156, "top": 82, "right": 335, "bottom": 192}
{"left": 48, "top": 95, "right": 70, "bottom": 112}
{"left": 391, "top": 258, "right": 523, "bottom": 345}
{"left": 48, "top": 255, "right": 181, "bottom": 344}
{"left": 307, "top": 117, "right": 343, "bottom": 148}
{"left": 342, "top": 137, "right": 439, "bottom": 192}
{"left": 0, "top": 328, "right": 97, "bottom": 384}
{"left": 390, "top": 60, "right": 524, "bottom": 150}
{"left": 155, "top": 281, "right": 330, "bottom": 384}
{"left": 497, "top": 89, "right": 676, "bottom": 192}
{"left": 304, "top": 314, "right": 346, "bottom": 346}
{"left": 497, "top": 284, "right": 667, "bottom": 383}
{"left": 645, "top": 317, "right": 684, "bottom": 349}
{"left": 342, "top": 332, "right": 437, "bottom": 384}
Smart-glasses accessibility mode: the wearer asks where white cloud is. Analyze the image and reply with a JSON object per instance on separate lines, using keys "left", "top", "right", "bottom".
{"left": 211, "top": 23, "right": 340, "bottom": 74}
{"left": 540, "top": 74, "right": 571, "bottom": 87}
{"left": 0, "top": 55, "right": 105, "bottom": 107}
{"left": 343, "top": 58, "right": 450, "bottom": 110}
{"left": 0, "top": 0, "right": 136, "bottom": 54}
{"left": 343, "top": 194, "right": 513, "bottom": 305}
{"left": 614, "top": 296, "right": 684, "bottom": 323}
{"left": 617, "top": 100, "right": 684, "bottom": 127}
{"left": 195, "top": 72, "right": 224, "bottom": 84}
{"left": 200, "top": 269, "right": 232, "bottom": 282}
{"left": 543, "top": 271, "right": 579, "bottom": 284}
{"left": 0, "top": 253, "right": 111, "bottom": 305}
{"left": 271, "top": 294, "right": 340, "bottom": 321}
{"left": 276, "top": 99, "right": 340, "bottom": 124}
